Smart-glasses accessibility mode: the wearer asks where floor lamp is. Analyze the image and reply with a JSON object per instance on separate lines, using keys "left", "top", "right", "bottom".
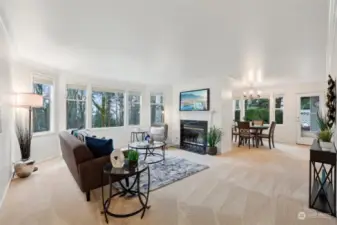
{"left": 15, "top": 93, "right": 43, "bottom": 178}
{"left": 16, "top": 93, "right": 43, "bottom": 140}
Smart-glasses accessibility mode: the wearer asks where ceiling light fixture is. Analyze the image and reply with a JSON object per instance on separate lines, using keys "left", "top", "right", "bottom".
{"left": 243, "top": 70, "right": 262, "bottom": 99}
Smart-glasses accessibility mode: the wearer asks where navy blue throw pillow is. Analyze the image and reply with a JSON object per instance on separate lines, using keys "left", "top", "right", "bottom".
{"left": 85, "top": 136, "right": 113, "bottom": 158}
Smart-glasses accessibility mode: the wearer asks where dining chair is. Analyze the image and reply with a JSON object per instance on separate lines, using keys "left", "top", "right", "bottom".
{"left": 232, "top": 125, "right": 239, "bottom": 142}
{"left": 258, "top": 121, "right": 276, "bottom": 149}
{"left": 252, "top": 120, "right": 263, "bottom": 126}
{"left": 237, "top": 121, "right": 255, "bottom": 149}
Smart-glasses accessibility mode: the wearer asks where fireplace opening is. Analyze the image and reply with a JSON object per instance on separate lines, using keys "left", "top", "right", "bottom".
{"left": 180, "top": 120, "right": 208, "bottom": 154}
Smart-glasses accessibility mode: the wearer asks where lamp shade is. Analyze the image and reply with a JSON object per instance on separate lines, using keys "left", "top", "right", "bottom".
{"left": 15, "top": 93, "right": 43, "bottom": 108}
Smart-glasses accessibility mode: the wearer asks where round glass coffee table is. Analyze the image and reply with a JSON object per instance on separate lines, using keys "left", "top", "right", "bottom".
{"left": 128, "top": 141, "right": 166, "bottom": 164}
{"left": 101, "top": 161, "right": 150, "bottom": 223}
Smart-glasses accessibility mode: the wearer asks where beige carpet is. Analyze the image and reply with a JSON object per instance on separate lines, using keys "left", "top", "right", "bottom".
{"left": 1, "top": 143, "right": 336, "bottom": 225}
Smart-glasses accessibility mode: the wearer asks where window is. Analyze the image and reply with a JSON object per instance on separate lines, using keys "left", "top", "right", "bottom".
{"left": 66, "top": 85, "right": 87, "bottom": 129}
{"left": 275, "top": 96, "right": 284, "bottom": 124}
{"left": 33, "top": 78, "right": 52, "bottom": 133}
{"left": 150, "top": 93, "right": 164, "bottom": 124}
{"left": 234, "top": 100, "right": 241, "bottom": 121}
{"left": 91, "top": 88, "right": 124, "bottom": 128}
{"left": 244, "top": 98, "right": 270, "bottom": 124}
{"left": 128, "top": 92, "right": 141, "bottom": 125}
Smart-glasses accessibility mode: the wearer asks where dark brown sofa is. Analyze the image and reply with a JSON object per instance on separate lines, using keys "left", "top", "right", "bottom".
{"left": 59, "top": 131, "right": 123, "bottom": 201}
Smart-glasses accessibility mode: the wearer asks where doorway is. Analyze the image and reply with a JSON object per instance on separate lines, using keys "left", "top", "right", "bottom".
{"left": 297, "top": 93, "right": 323, "bottom": 145}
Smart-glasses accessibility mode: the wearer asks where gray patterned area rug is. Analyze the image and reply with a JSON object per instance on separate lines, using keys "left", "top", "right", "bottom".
{"left": 114, "top": 156, "right": 209, "bottom": 192}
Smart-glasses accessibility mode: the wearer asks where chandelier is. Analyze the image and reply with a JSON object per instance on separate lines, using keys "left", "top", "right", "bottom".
{"left": 242, "top": 69, "right": 262, "bottom": 99}
{"left": 243, "top": 89, "right": 261, "bottom": 99}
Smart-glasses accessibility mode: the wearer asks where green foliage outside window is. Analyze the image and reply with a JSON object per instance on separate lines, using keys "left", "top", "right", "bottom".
{"left": 244, "top": 99, "right": 270, "bottom": 123}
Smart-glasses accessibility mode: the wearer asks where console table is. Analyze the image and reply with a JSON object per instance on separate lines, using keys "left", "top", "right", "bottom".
{"left": 309, "top": 139, "right": 336, "bottom": 217}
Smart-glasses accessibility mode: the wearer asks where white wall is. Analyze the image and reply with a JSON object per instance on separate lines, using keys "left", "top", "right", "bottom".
{"left": 11, "top": 61, "right": 172, "bottom": 162}
{"left": 232, "top": 82, "right": 326, "bottom": 144}
{"left": 0, "top": 23, "right": 13, "bottom": 207}
{"left": 171, "top": 77, "right": 233, "bottom": 154}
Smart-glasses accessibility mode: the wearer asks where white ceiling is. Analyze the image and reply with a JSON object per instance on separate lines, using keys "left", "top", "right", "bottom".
{"left": 0, "top": 0, "right": 329, "bottom": 85}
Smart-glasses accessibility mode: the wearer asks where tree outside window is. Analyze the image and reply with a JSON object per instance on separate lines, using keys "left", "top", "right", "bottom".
{"left": 151, "top": 93, "right": 164, "bottom": 125}
{"left": 33, "top": 82, "right": 51, "bottom": 132}
{"left": 244, "top": 99, "right": 270, "bottom": 123}
{"left": 66, "top": 87, "right": 86, "bottom": 129}
{"left": 128, "top": 92, "right": 141, "bottom": 125}
{"left": 92, "top": 90, "right": 124, "bottom": 128}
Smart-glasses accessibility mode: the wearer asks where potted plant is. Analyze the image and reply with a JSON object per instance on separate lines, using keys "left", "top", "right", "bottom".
{"left": 206, "top": 126, "right": 223, "bottom": 155}
{"left": 318, "top": 129, "right": 334, "bottom": 149}
{"left": 316, "top": 110, "right": 334, "bottom": 149}
{"left": 127, "top": 150, "right": 139, "bottom": 168}
{"left": 14, "top": 122, "right": 36, "bottom": 178}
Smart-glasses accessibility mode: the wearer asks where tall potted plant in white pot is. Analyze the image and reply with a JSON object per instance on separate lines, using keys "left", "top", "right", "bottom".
{"left": 14, "top": 122, "right": 36, "bottom": 178}
{"left": 206, "top": 126, "right": 223, "bottom": 155}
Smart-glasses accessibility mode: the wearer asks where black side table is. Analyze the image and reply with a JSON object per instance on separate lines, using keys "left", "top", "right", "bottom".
{"left": 309, "top": 139, "right": 336, "bottom": 217}
{"left": 101, "top": 161, "right": 151, "bottom": 223}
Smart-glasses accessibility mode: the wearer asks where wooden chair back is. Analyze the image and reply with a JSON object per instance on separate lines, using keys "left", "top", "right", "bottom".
{"left": 253, "top": 120, "right": 263, "bottom": 126}
{"left": 238, "top": 121, "right": 250, "bottom": 135}
{"left": 268, "top": 121, "right": 276, "bottom": 137}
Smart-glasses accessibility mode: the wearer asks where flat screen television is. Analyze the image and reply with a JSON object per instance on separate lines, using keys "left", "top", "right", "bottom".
{"left": 180, "top": 88, "right": 210, "bottom": 111}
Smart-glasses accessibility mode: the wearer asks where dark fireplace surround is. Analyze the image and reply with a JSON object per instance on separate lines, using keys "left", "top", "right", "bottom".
{"left": 180, "top": 120, "right": 208, "bottom": 154}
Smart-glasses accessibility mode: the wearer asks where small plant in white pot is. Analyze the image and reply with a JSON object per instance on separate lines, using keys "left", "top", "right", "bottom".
{"left": 316, "top": 110, "right": 334, "bottom": 149}
{"left": 318, "top": 129, "right": 334, "bottom": 149}
{"left": 206, "top": 126, "right": 223, "bottom": 155}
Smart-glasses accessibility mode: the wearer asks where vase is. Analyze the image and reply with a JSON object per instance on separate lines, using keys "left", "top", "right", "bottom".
{"left": 14, "top": 159, "right": 35, "bottom": 178}
{"left": 320, "top": 141, "right": 333, "bottom": 150}
{"left": 207, "top": 147, "right": 218, "bottom": 155}
{"left": 148, "top": 136, "right": 154, "bottom": 145}
{"left": 128, "top": 160, "right": 138, "bottom": 168}
{"left": 110, "top": 149, "right": 125, "bottom": 168}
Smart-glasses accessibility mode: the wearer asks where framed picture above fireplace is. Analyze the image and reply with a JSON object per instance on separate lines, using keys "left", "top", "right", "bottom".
{"left": 179, "top": 88, "right": 210, "bottom": 111}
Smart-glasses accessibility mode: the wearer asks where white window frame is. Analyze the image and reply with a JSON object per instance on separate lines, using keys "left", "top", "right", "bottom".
{"left": 233, "top": 99, "right": 241, "bottom": 121}
{"left": 127, "top": 91, "right": 142, "bottom": 126}
{"left": 66, "top": 84, "right": 87, "bottom": 129}
{"left": 150, "top": 92, "right": 164, "bottom": 125}
{"left": 91, "top": 87, "right": 125, "bottom": 128}
{"left": 32, "top": 75, "right": 54, "bottom": 135}
{"left": 274, "top": 95, "right": 284, "bottom": 125}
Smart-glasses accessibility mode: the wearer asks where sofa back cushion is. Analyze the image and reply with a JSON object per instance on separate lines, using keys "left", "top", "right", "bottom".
{"left": 86, "top": 136, "right": 113, "bottom": 158}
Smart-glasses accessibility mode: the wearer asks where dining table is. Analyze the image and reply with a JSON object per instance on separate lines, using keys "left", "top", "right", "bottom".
{"left": 234, "top": 124, "right": 269, "bottom": 148}
{"left": 249, "top": 125, "right": 269, "bottom": 148}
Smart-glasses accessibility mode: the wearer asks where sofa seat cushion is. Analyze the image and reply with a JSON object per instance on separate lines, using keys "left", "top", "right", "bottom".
{"left": 85, "top": 136, "right": 113, "bottom": 158}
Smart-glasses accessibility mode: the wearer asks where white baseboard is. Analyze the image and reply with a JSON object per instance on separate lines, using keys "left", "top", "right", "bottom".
{"left": 0, "top": 174, "right": 12, "bottom": 210}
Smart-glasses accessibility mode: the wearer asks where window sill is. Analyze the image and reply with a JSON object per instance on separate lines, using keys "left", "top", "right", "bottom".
{"left": 89, "top": 126, "right": 124, "bottom": 131}
{"left": 33, "top": 131, "right": 56, "bottom": 137}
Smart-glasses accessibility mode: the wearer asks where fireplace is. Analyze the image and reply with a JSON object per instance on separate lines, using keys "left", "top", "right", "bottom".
{"left": 180, "top": 120, "right": 208, "bottom": 154}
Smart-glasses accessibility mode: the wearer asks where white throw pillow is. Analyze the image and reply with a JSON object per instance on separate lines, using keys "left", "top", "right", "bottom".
{"left": 150, "top": 127, "right": 164, "bottom": 135}
{"left": 150, "top": 127, "right": 165, "bottom": 141}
